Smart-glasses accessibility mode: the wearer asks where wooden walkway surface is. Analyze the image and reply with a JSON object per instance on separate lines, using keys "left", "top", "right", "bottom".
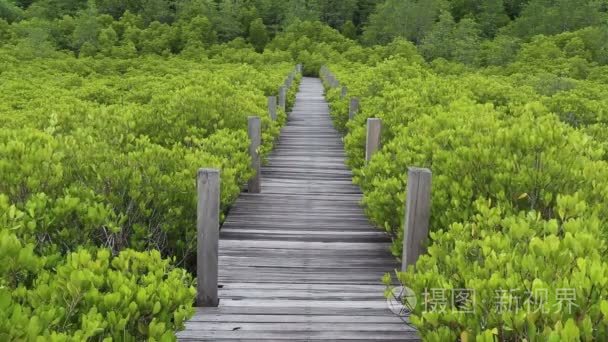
{"left": 178, "top": 77, "right": 419, "bottom": 341}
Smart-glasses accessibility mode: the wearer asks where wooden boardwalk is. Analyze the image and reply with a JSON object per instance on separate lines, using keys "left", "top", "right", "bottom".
{"left": 178, "top": 78, "right": 419, "bottom": 341}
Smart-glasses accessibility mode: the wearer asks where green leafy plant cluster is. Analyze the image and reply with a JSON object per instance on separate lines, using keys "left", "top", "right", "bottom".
{"left": 0, "top": 45, "right": 300, "bottom": 339}
{"left": 400, "top": 197, "right": 608, "bottom": 341}
{"left": 1, "top": 220, "right": 195, "bottom": 341}
{"left": 322, "top": 28, "right": 608, "bottom": 339}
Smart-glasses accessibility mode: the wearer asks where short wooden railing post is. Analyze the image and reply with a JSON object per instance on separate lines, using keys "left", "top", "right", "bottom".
{"left": 341, "top": 86, "right": 347, "bottom": 99}
{"left": 285, "top": 76, "right": 292, "bottom": 89}
{"left": 248, "top": 116, "right": 261, "bottom": 193}
{"left": 197, "top": 168, "right": 220, "bottom": 307}
{"left": 268, "top": 96, "right": 277, "bottom": 121}
{"left": 332, "top": 76, "right": 339, "bottom": 88}
{"left": 278, "top": 86, "right": 286, "bottom": 113}
{"left": 349, "top": 97, "right": 359, "bottom": 120}
{"left": 401, "top": 167, "right": 432, "bottom": 272}
{"left": 365, "top": 118, "right": 382, "bottom": 162}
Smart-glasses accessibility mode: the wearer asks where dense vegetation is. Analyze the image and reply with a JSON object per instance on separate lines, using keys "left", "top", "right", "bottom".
{"left": 2, "top": 0, "right": 608, "bottom": 340}
{"left": 323, "top": 22, "right": 608, "bottom": 342}
{"left": 2, "top": 0, "right": 607, "bottom": 64}
{"left": 0, "top": 39, "right": 299, "bottom": 338}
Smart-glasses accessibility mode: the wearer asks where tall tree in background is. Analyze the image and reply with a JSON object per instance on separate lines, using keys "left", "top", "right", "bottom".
{"left": 283, "top": 0, "right": 318, "bottom": 26}
{"left": 419, "top": 10, "right": 454, "bottom": 60}
{"left": 503, "top": 0, "right": 530, "bottom": 18}
{"left": 449, "top": 0, "right": 479, "bottom": 20}
{"left": 506, "top": 0, "right": 606, "bottom": 38}
{"left": 447, "top": 0, "right": 509, "bottom": 38}
{"left": 362, "top": 0, "right": 444, "bottom": 45}
{"left": 175, "top": 0, "right": 214, "bottom": 21}
{"left": 139, "top": 0, "right": 173, "bottom": 24}
{"left": 420, "top": 10, "right": 481, "bottom": 64}
{"left": 213, "top": 0, "right": 245, "bottom": 41}
{"left": 477, "top": 0, "right": 510, "bottom": 37}
{"left": 248, "top": 17, "right": 268, "bottom": 52}
{"left": 316, "top": 0, "right": 358, "bottom": 29}
{"left": 353, "top": 0, "right": 379, "bottom": 31}
{"left": 451, "top": 17, "right": 481, "bottom": 64}
{"left": 252, "top": 0, "right": 289, "bottom": 36}
{"left": 0, "top": 0, "right": 23, "bottom": 22}
{"left": 183, "top": 15, "right": 217, "bottom": 47}
{"left": 25, "top": 0, "right": 87, "bottom": 18}
{"left": 341, "top": 20, "right": 357, "bottom": 40}
{"left": 71, "top": 1, "right": 100, "bottom": 51}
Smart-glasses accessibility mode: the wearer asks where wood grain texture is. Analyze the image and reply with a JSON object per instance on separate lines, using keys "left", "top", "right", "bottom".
{"left": 247, "top": 116, "right": 261, "bottom": 193}
{"left": 268, "top": 96, "right": 277, "bottom": 121}
{"left": 365, "top": 118, "right": 382, "bottom": 163}
{"left": 196, "top": 169, "right": 220, "bottom": 307}
{"left": 278, "top": 85, "right": 286, "bottom": 112}
{"left": 349, "top": 97, "right": 359, "bottom": 120}
{"left": 402, "top": 168, "right": 432, "bottom": 272}
{"left": 179, "top": 78, "right": 419, "bottom": 341}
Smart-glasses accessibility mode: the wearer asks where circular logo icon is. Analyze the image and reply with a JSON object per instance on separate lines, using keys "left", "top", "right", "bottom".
{"left": 386, "top": 286, "right": 417, "bottom": 317}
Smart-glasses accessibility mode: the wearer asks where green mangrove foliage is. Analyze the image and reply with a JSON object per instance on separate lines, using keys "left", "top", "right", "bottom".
{"left": 0, "top": 45, "right": 299, "bottom": 339}
{"left": 323, "top": 28, "right": 608, "bottom": 340}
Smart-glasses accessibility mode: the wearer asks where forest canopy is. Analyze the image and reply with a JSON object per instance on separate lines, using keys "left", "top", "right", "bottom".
{"left": 1, "top": 0, "right": 606, "bottom": 66}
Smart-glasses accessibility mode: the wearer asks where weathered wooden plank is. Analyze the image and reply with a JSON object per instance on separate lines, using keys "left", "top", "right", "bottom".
{"left": 189, "top": 306, "right": 402, "bottom": 316}
{"left": 187, "top": 314, "right": 402, "bottom": 323}
{"left": 178, "top": 330, "right": 418, "bottom": 340}
{"left": 218, "top": 248, "right": 395, "bottom": 258}
{"left": 183, "top": 322, "right": 409, "bottom": 332}
{"left": 218, "top": 240, "right": 393, "bottom": 250}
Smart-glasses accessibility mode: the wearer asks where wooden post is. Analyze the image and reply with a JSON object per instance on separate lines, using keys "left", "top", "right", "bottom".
{"left": 365, "top": 118, "right": 382, "bottom": 162}
{"left": 296, "top": 64, "right": 302, "bottom": 73}
{"left": 401, "top": 168, "right": 432, "bottom": 272}
{"left": 268, "top": 96, "right": 277, "bottom": 121}
{"left": 278, "top": 86, "right": 286, "bottom": 113}
{"left": 349, "top": 97, "right": 359, "bottom": 120}
{"left": 341, "top": 86, "right": 347, "bottom": 99}
{"left": 248, "top": 116, "right": 261, "bottom": 193}
{"left": 197, "top": 168, "right": 220, "bottom": 307}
